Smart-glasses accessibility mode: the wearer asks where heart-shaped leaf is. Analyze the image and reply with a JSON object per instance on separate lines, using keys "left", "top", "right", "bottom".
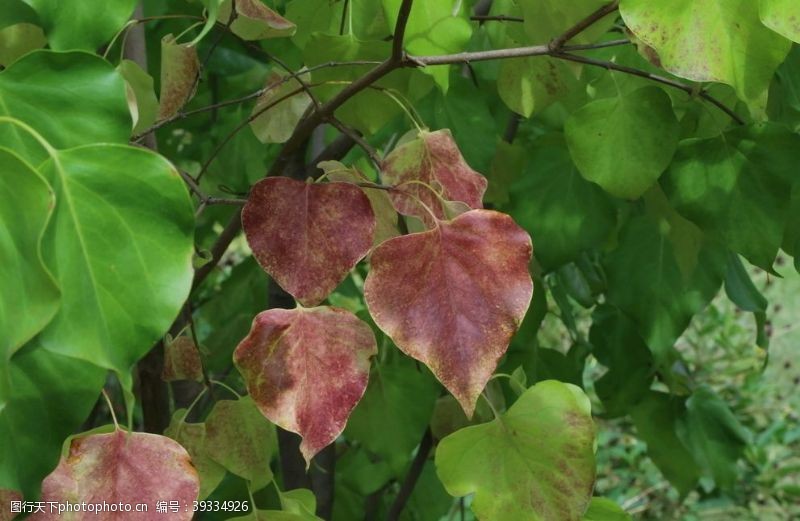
{"left": 234, "top": 306, "right": 376, "bottom": 464}
{"left": 381, "top": 129, "right": 487, "bottom": 223}
{"left": 435, "top": 380, "right": 596, "bottom": 521}
{"left": 164, "top": 411, "right": 226, "bottom": 500}
{"left": 242, "top": 177, "right": 375, "bottom": 306}
{"left": 364, "top": 209, "right": 533, "bottom": 415}
{"left": 250, "top": 72, "right": 312, "bottom": 144}
{"left": 36, "top": 430, "right": 199, "bottom": 520}
{"left": 158, "top": 35, "right": 200, "bottom": 121}
{"left": 24, "top": 0, "right": 136, "bottom": 51}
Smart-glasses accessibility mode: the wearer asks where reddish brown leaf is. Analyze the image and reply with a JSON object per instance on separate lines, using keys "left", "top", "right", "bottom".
{"left": 380, "top": 129, "right": 487, "bottom": 222}
{"left": 242, "top": 177, "right": 376, "bottom": 306}
{"left": 0, "top": 489, "right": 22, "bottom": 521}
{"left": 233, "top": 306, "right": 376, "bottom": 464}
{"left": 219, "top": 0, "right": 296, "bottom": 41}
{"left": 157, "top": 35, "right": 199, "bottom": 121}
{"left": 34, "top": 430, "right": 198, "bottom": 520}
{"left": 364, "top": 210, "right": 533, "bottom": 415}
{"left": 162, "top": 335, "right": 204, "bottom": 383}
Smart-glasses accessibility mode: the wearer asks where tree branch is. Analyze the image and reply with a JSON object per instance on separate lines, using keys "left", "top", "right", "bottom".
{"left": 386, "top": 429, "right": 433, "bottom": 521}
{"left": 325, "top": 116, "right": 381, "bottom": 166}
{"left": 392, "top": 0, "right": 415, "bottom": 61}
{"left": 470, "top": 14, "right": 524, "bottom": 23}
{"left": 549, "top": 0, "right": 619, "bottom": 51}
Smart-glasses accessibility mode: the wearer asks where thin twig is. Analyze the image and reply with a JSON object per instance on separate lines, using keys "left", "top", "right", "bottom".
{"left": 549, "top": 0, "right": 620, "bottom": 51}
{"left": 386, "top": 429, "right": 433, "bottom": 521}
{"left": 470, "top": 14, "right": 524, "bottom": 23}
{"left": 326, "top": 116, "right": 381, "bottom": 166}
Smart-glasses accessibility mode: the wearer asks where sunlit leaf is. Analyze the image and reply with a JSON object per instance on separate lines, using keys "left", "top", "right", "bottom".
{"left": 760, "top": 0, "right": 800, "bottom": 43}
{"left": 364, "top": 210, "right": 533, "bottom": 415}
{"left": 242, "top": 177, "right": 375, "bottom": 307}
{"left": 436, "top": 380, "right": 596, "bottom": 521}
{"left": 37, "top": 429, "right": 199, "bottom": 519}
{"left": 234, "top": 306, "right": 376, "bottom": 464}
{"left": 24, "top": 0, "right": 136, "bottom": 51}
{"left": 380, "top": 129, "right": 487, "bottom": 223}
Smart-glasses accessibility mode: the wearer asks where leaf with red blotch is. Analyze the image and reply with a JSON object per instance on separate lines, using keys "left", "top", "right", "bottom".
{"left": 157, "top": 35, "right": 199, "bottom": 121}
{"left": 233, "top": 306, "right": 377, "bottom": 464}
{"left": 364, "top": 209, "right": 533, "bottom": 416}
{"left": 381, "top": 129, "right": 487, "bottom": 222}
{"left": 219, "top": 0, "right": 296, "bottom": 41}
{"left": 0, "top": 489, "right": 22, "bottom": 521}
{"left": 34, "top": 430, "right": 199, "bottom": 520}
{"left": 242, "top": 177, "right": 376, "bottom": 307}
{"left": 162, "top": 335, "right": 204, "bottom": 383}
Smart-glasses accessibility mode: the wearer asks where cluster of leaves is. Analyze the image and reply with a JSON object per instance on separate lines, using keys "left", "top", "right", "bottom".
{"left": 1, "top": 0, "right": 800, "bottom": 520}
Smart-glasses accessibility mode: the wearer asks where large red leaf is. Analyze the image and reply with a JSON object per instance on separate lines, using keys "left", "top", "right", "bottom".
{"left": 380, "top": 129, "right": 487, "bottom": 221}
{"left": 233, "top": 306, "right": 376, "bottom": 464}
{"left": 242, "top": 177, "right": 376, "bottom": 306}
{"left": 364, "top": 210, "right": 533, "bottom": 415}
{"left": 34, "top": 430, "right": 199, "bottom": 520}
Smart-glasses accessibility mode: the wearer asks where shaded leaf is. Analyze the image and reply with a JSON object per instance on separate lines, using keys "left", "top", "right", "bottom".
{"left": 158, "top": 35, "right": 200, "bottom": 121}
{"left": 219, "top": 0, "right": 296, "bottom": 40}
{"left": 381, "top": 129, "right": 487, "bottom": 223}
{"left": 566, "top": 87, "right": 680, "bottom": 199}
{"left": 498, "top": 56, "right": 581, "bottom": 118}
{"left": 234, "top": 306, "right": 376, "bottom": 464}
{"left": 436, "top": 380, "right": 596, "bottom": 521}
{"left": 661, "top": 124, "right": 798, "bottom": 271}
{"left": 520, "top": 0, "right": 615, "bottom": 45}
{"left": 582, "top": 497, "right": 631, "bottom": 520}
{"left": 619, "top": 0, "right": 792, "bottom": 113}
{"left": 364, "top": 210, "right": 533, "bottom": 415}
{"left": 0, "top": 23, "right": 46, "bottom": 67}
{"left": 242, "top": 177, "right": 375, "bottom": 307}
{"left": 250, "top": 71, "right": 312, "bottom": 144}
{"left": 164, "top": 411, "right": 226, "bottom": 499}
{"left": 24, "top": 0, "right": 136, "bottom": 51}
{"left": 36, "top": 145, "right": 194, "bottom": 398}
{"left": 204, "top": 397, "right": 276, "bottom": 490}
{"left": 118, "top": 59, "right": 158, "bottom": 135}
{"left": 0, "top": 51, "right": 130, "bottom": 163}
{"left": 36, "top": 430, "right": 199, "bottom": 520}
{"left": 162, "top": 336, "right": 204, "bottom": 383}
{"left": 0, "top": 148, "right": 58, "bottom": 358}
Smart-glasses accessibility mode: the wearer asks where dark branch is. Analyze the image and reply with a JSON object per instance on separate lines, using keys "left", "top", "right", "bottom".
{"left": 392, "top": 0, "right": 415, "bottom": 61}
{"left": 386, "top": 429, "right": 433, "bottom": 521}
{"left": 549, "top": 0, "right": 620, "bottom": 51}
{"left": 470, "top": 14, "right": 524, "bottom": 23}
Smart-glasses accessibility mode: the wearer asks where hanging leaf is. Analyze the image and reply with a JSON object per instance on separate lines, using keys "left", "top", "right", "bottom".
{"left": 204, "top": 397, "right": 276, "bottom": 490}
{"left": 23, "top": 0, "right": 136, "bottom": 51}
{"left": 219, "top": 0, "right": 296, "bottom": 41}
{"left": 36, "top": 145, "right": 194, "bottom": 398}
{"left": 158, "top": 35, "right": 200, "bottom": 121}
{"left": 234, "top": 306, "right": 377, "bottom": 464}
{"left": 436, "top": 380, "right": 596, "bottom": 521}
{"left": 0, "top": 149, "right": 59, "bottom": 357}
{"left": 661, "top": 124, "right": 799, "bottom": 271}
{"left": 507, "top": 133, "right": 616, "bottom": 271}
{"left": 381, "top": 129, "right": 488, "bottom": 223}
{"left": 760, "top": 0, "right": 800, "bottom": 43}
{"left": 317, "top": 161, "right": 400, "bottom": 247}
{"left": 565, "top": 87, "right": 680, "bottom": 199}
{"left": 162, "top": 336, "right": 204, "bottom": 383}
{"left": 164, "top": 410, "right": 226, "bottom": 499}
{"left": 250, "top": 71, "right": 312, "bottom": 144}
{"left": 364, "top": 210, "right": 533, "bottom": 415}
{"left": 0, "top": 51, "right": 130, "bottom": 163}
{"left": 619, "top": 0, "right": 792, "bottom": 113}
{"left": 242, "top": 177, "right": 375, "bottom": 306}
{"left": 36, "top": 430, "right": 199, "bottom": 519}
{"left": 118, "top": 59, "right": 158, "bottom": 135}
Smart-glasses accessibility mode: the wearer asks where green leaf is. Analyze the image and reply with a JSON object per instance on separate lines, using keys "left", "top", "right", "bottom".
{"left": 508, "top": 133, "right": 616, "bottom": 271}
{"left": 629, "top": 391, "right": 701, "bottom": 495}
{"left": 497, "top": 56, "right": 581, "bottom": 118}
{"left": 589, "top": 305, "right": 655, "bottom": 418}
{"left": 205, "top": 397, "right": 277, "bottom": 490}
{"left": 23, "top": 0, "right": 136, "bottom": 51}
{"left": 36, "top": 144, "right": 194, "bottom": 397}
{"left": 661, "top": 124, "right": 799, "bottom": 271}
{"left": 724, "top": 252, "right": 769, "bottom": 347}
{"left": 249, "top": 71, "right": 313, "bottom": 144}
{"left": 345, "top": 361, "right": 438, "bottom": 472}
{"left": 0, "top": 342, "right": 106, "bottom": 499}
{"left": 381, "top": 0, "right": 472, "bottom": 90}
{"left": 164, "top": 410, "right": 227, "bottom": 499}
{"left": 118, "top": 59, "right": 159, "bottom": 135}
{"left": 286, "top": 0, "right": 389, "bottom": 47}
{"left": 676, "top": 386, "right": 751, "bottom": 490}
{"left": 0, "top": 51, "right": 131, "bottom": 163}
{"left": 760, "top": 0, "right": 800, "bottom": 43}
{"left": 603, "top": 214, "right": 724, "bottom": 360}
{"left": 436, "top": 380, "right": 596, "bottom": 521}
{"left": 0, "top": 0, "right": 40, "bottom": 29}
{"left": 193, "top": 0, "right": 226, "bottom": 44}
{"left": 582, "top": 498, "right": 631, "bottom": 520}
{"left": 519, "top": 0, "right": 615, "bottom": 45}
{"left": 0, "top": 23, "right": 46, "bottom": 67}
{"left": 565, "top": 87, "right": 680, "bottom": 200}
{"left": 0, "top": 148, "right": 59, "bottom": 358}
{"left": 619, "top": 0, "right": 792, "bottom": 114}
